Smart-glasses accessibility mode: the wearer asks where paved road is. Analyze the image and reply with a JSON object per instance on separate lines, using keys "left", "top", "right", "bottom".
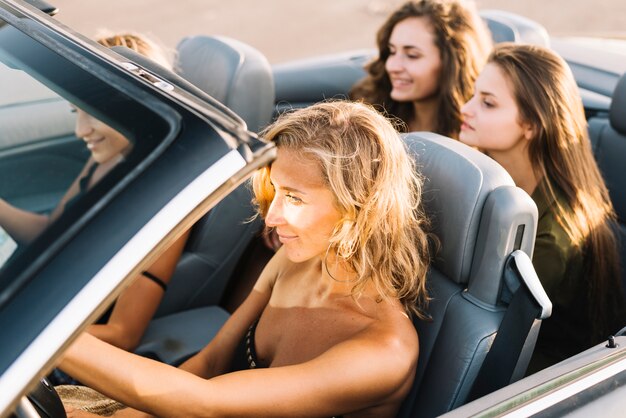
{"left": 49, "top": 0, "right": 625, "bottom": 64}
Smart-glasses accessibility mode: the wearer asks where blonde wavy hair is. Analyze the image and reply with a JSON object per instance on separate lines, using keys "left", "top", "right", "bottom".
{"left": 253, "top": 101, "right": 431, "bottom": 318}
{"left": 96, "top": 32, "right": 171, "bottom": 69}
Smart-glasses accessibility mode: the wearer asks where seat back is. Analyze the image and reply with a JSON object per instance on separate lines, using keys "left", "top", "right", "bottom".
{"left": 153, "top": 35, "right": 275, "bottom": 315}
{"left": 479, "top": 10, "right": 550, "bottom": 46}
{"left": 155, "top": 186, "right": 262, "bottom": 315}
{"left": 175, "top": 35, "right": 275, "bottom": 133}
{"left": 588, "top": 72, "right": 626, "bottom": 300}
{"left": 398, "top": 133, "right": 546, "bottom": 417}
{"left": 110, "top": 40, "right": 271, "bottom": 316}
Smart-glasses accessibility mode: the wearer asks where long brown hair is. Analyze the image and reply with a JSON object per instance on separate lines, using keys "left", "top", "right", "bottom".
{"left": 490, "top": 43, "right": 625, "bottom": 342}
{"left": 253, "top": 101, "right": 432, "bottom": 318}
{"left": 350, "top": 0, "right": 491, "bottom": 138}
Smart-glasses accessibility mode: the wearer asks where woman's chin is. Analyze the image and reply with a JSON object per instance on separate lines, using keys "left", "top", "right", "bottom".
{"left": 390, "top": 91, "right": 414, "bottom": 103}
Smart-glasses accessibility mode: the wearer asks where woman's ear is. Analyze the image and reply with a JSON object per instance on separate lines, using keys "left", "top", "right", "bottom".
{"left": 523, "top": 122, "right": 536, "bottom": 141}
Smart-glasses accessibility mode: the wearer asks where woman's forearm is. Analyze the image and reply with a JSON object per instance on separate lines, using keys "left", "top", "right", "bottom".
{"left": 0, "top": 199, "right": 49, "bottom": 244}
{"left": 59, "top": 333, "right": 218, "bottom": 417}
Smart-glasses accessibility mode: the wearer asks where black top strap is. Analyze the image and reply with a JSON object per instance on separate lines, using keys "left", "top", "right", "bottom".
{"left": 79, "top": 162, "right": 99, "bottom": 192}
{"left": 141, "top": 271, "right": 167, "bottom": 291}
{"left": 64, "top": 162, "right": 99, "bottom": 210}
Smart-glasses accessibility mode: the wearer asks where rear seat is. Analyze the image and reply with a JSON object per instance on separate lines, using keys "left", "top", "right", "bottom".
{"left": 479, "top": 10, "right": 550, "bottom": 46}
{"left": 176, "top": 35, "right": 275, "bottom": 133}
{"left": 587, "top": 72, "right": 626, "bottom": 299}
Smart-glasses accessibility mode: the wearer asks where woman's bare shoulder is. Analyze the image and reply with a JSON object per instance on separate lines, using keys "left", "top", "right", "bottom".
{"left": 366, "top": 304, "right": 418, "bottom": 353}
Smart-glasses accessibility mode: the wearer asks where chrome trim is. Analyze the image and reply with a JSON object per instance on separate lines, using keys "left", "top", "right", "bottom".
{"left": 14, "top": 397, "right": 39, "bottom": 418}
{"left": 503, "top": 355, "right": 626, "bottom": 417}
{"left": 471, "top": 342, "right": 626, "bottom": 417}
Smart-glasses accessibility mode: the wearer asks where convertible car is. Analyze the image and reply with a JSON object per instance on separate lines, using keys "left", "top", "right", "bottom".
{"left": 0, "top": 0, "right": 625, "bottom": 417}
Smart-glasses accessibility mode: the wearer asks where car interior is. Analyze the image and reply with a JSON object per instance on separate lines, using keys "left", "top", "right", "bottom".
{"left": 397, "top": 133, "right": 550, "bottom": 417}
{"left": 126, "top": 9, "right": 624, "bottom": 415}
{"left": 2, "top": 3, "right": 625, "bottom": 417}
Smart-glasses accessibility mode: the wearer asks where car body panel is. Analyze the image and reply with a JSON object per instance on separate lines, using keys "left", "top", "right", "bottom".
{"left": 441, "top": 336, "right": 626, "bottom": 417}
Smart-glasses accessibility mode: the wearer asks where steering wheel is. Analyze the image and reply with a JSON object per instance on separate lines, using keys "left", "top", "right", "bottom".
{"left": 12, "top": 377, "right": 66, "bottom": 418}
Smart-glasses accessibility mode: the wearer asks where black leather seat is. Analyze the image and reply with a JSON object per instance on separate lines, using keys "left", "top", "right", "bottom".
{"left": 175, "top": 35, "right": 275, "bottom": 133}
{"left": 588, "top": 72, "right": 626, "bottom": 300}
{"left": 479, "top": 9, "right": 550, "bottom": 46}
{"left": 398, "top": 133, "right": 551, "bottom": 417}
{"left": 110, "top": 36, "right": 275, "bottom": 364}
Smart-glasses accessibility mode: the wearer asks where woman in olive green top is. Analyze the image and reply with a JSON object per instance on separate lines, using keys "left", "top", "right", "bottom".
{"left": 459, "top": 43, "right": 625, "bottom": 373}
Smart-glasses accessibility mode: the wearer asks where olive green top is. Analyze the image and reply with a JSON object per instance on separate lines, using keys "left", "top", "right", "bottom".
{"left": 527, "top": 181, "right": 589, "bottom": 374}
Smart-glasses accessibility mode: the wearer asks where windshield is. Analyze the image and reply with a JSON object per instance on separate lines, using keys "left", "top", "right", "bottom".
{"left": 0, "top": 14, "right": 175, "bottom": 299}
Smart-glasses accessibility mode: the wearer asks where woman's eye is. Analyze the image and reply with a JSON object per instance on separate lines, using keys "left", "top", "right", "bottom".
{"left": 482, "top": 100, "right": 495, "bottom": 108}
{"left": 285, "top": 194, "right": 303, "bottom": 204}
{"left": 69, "top": 106, "right": 77, "bottom": 114}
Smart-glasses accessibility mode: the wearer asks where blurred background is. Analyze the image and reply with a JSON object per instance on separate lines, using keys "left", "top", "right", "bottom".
{"left": 49, "top": 0, "right": 626, "bottom": 64}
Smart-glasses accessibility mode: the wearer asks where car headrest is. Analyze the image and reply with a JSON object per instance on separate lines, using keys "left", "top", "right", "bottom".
{"left": 176, "top": 35, "right": 275, "bottom": 133}
{"left": 404, "top": 133, "right": 537, "bottom": 297}
{"left": 480, "top": 10, "right": 550, "bottom": 46}
{"left": 610, "top": 72, "right": 626, "bottom": 135}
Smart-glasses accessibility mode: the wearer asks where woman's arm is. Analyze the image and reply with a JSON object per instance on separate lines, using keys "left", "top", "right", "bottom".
{"left": 176, "top": 249, "right": 283, "bottom": 377}
{"left": 59, "top": 251, "right": 278, "bottom": 415}
{"left": 0, "top": 199, "right": 49, "bottom": 245}
{"left": 87, "top": 230, "right": 191, "bottom": 351}
{"left": 59, "top": 247, "right": 417, "bottom": 416}
{"left": 0, "top": 159, "right": 91, "bottom": 245}
{"left": 60, "top": 317, "right": 416, "bottom": 418}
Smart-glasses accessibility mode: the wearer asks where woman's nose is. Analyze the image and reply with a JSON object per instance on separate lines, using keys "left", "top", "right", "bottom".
{"left": 461, "top": 97, "right": 474, "bottom": 116}
{"left": 385, "top": 54, "right": 401, "bottom": 73}
{"left": 265, "top": 197, "right": 285, "bottom": 228}
{"left": 74, "top": 109, "right": 94, "bottom": 138}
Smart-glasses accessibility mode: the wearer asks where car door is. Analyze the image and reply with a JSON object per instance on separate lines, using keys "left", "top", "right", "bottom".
{"left": 0, "top": 1, "right": 275, "bottom": 415}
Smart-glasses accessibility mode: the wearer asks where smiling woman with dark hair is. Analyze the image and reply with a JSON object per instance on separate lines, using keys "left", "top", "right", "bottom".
{"left": 350, "top": 0, "right": 492, "bottom": 137}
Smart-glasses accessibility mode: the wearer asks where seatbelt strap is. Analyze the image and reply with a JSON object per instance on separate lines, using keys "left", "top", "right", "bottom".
{"left": 467, "top": 260, "right": 544, "bottom": 401}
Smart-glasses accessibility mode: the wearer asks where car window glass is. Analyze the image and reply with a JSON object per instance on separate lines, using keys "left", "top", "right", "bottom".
{"left": 0, "top": 17, "right": 177, "bottom": 292}
{"left": 0, "top": 34, "right": 83, "bottom": 270}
